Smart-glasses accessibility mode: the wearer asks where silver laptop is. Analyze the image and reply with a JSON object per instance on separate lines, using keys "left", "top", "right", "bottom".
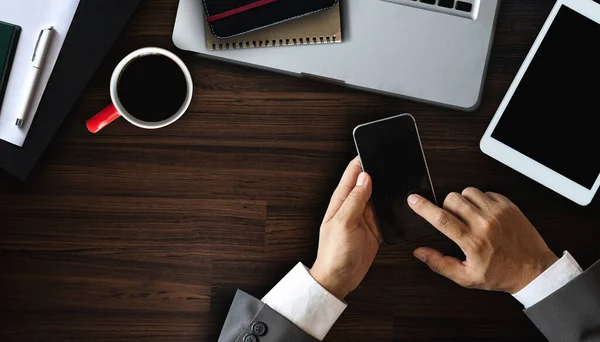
{"left": 173, "top": 0, "right": 500, "bottom": 110}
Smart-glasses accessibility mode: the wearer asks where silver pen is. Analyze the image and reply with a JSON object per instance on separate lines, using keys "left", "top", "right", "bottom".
{"left": 15, "top": 27, "right": 55, "bottom": 127}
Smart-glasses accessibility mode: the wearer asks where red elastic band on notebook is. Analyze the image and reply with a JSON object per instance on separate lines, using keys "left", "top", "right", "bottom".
{"left": 206, "top": 0, "right": 279, "bottom": 22}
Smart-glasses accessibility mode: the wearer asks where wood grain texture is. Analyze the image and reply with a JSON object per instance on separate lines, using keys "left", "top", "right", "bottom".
{"left": 1, "top": 0, "right": 599, "bottom": 341}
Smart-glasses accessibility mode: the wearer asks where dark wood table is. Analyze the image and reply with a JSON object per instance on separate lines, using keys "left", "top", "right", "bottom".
{"left": 1, "top": 1, "right": 598, "bottom": 341}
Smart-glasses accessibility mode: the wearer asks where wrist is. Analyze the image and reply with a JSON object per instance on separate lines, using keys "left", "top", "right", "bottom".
{"left": 511, "top": 251, "right": 559, "bottom": 294}
{"left": 309, "top": 266, "right": 348, "bottom": 300}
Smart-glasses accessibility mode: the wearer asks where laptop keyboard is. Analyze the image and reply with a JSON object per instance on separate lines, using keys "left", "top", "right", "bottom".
{"left": 382, "top": 0, "right": 478, "bottom": 19}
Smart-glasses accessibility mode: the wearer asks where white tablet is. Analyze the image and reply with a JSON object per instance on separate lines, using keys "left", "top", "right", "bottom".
{"left": 480, "top": 0, "right": 600, "bottom": 206}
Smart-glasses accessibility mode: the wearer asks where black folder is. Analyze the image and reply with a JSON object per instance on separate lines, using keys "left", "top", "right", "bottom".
{"left": 0, "top": 0, "right": 142, "bottom": 180}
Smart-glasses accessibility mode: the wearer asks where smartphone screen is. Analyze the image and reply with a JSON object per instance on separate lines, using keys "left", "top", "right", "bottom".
{"left": 353, "top": 114, "right": 437, "bottom": 245}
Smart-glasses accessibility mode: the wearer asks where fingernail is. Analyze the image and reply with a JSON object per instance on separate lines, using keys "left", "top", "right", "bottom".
{"left": 408, "top": 194, "right": 420, "bottom": 205}
{"left": 356, "top": 172, "right": 368, "bottom": 186}
{"left": 414, "top": 249, "right": 428, "bottom": 262}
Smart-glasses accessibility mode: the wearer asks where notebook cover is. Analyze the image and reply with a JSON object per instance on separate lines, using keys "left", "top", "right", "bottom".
{"left": 0, "top": 21, "right": 20, "bottom": 112}
{"left": 206, "top": 3, "right": 342, "bottom": 50}
{"left": 203, "top": 0, "right": 338, "bottom": 39}
{"left": 0, "top": 0, "right": 142, "bottom": 180}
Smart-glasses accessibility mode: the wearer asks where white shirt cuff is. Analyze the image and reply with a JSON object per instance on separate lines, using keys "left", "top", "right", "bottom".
{"left": 262, "top": 262, "right": 347, "bottom": 341}
{"left": 513, "top": 251, "right": 583, "bottom": 309}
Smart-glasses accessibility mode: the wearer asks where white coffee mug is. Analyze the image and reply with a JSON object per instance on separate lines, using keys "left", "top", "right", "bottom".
{"left": 86, "top": 47, "right": 193, "bottom": 133}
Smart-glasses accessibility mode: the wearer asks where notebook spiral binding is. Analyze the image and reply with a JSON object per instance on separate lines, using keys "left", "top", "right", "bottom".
{"left": 212, "top": 35, "right": 338, "bottom": 50}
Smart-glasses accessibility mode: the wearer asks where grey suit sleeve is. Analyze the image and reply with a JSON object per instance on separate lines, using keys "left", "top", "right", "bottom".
{"left": 524, "top": 260, "right": 600, "bottom": 342}
{"left": 218, "top": 290, "right": 320, "bottom": 342}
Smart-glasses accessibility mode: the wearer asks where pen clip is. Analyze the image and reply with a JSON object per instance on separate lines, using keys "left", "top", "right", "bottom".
{"left": 32, "top": 30, "right": 44, "bottom": 62}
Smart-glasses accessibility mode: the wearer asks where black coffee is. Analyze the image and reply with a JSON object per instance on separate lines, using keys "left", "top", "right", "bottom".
{"left": 117, "top": 55, "right": 188, "bottom": 122}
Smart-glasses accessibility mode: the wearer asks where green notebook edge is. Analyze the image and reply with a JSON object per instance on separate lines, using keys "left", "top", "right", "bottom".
{"left": 0, "top": 21, "right": 21, "bottom": 111}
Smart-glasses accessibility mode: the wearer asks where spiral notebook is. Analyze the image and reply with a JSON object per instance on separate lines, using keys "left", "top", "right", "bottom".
{"left": 206, "top": 3, "right": 342, "bottom": 50}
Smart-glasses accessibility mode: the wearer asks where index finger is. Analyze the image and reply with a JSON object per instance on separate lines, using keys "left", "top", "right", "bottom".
{"left": 323, "top": 157, "right": 364, "bottom": 223}
{"left": 408, "top": 194, "right": 470, "bottom": 246}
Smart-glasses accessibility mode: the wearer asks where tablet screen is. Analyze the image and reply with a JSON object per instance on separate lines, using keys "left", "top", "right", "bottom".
{"left": 491, "top": 5, "right": 600, "bottom": 190}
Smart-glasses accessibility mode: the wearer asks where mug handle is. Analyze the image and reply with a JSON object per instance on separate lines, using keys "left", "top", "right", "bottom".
{"left": 86, "top": 104, "right": 121, "bottom": 134}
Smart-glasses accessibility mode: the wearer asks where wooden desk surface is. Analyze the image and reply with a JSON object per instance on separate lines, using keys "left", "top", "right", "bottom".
{"left": 1, "top": 1, "right": 599, "bottom": 341}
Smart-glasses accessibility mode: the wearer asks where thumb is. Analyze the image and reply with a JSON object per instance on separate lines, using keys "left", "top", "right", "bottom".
{"left": 414, "top": 247, "right": 469, "bottom": 287}
{"left": 336, "top": 172, "right": 372, "bottom": 224}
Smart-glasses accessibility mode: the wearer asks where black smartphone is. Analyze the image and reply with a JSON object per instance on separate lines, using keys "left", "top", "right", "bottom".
{"left": 353, "top": 114, "right": 437, "bottom": 245}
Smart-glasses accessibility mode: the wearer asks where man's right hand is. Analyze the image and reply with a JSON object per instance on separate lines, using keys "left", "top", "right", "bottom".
{"left": 408, "top": 188, "right": 558, "bottom": 294}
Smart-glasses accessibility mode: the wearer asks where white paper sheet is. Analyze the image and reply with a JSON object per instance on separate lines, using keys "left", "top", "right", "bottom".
{"left": 0, "top": 0, "right": 80, "bottom": 147}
